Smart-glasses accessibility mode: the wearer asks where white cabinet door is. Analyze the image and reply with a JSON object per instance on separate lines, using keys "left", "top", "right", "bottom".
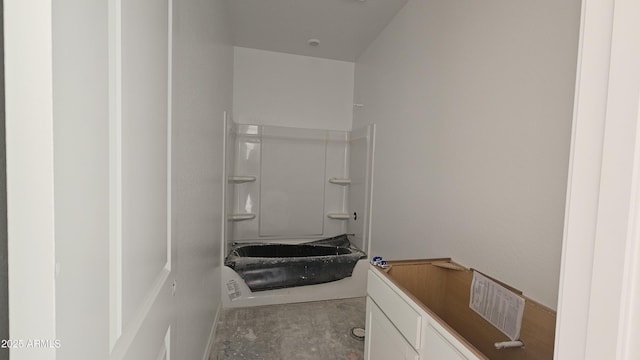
{"left": 423, "top": 323, "right": 468, "bottom": 360}
{"left": 109, "top": 0, "right": 176, "bottom": 358}
{"left": 367, "top": 270, "right": 422, "bottom": 347}
{"left": 365, "top": 298, "right": 420, "bottom": 360}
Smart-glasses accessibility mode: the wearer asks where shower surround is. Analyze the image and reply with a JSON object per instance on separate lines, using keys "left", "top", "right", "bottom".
{"left": 222, "top": 121, "right": 375, "bottom": 307}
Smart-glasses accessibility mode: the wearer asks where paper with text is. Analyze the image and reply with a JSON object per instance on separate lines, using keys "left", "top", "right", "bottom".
{"left": 469, "top": 271, "right": 525, "bottom": 340}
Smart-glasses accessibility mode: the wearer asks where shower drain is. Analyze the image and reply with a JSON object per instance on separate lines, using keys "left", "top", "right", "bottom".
{"left": 350, "top": 327, "right": 365, "bottom": 341}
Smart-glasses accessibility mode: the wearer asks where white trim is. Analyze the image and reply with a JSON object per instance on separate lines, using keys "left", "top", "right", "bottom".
{"left": 556, "top": 0, "right": 640, "bottom": 357}
{"left": 221, "top": 112, "right": 229, "bottom": 268}
{"left": 608, "top": 0, "right": 640, "bottom": 358}
{"left": 202, "top": 303, "right": 223, "bottom": 360}
{"left": 5, "top": 1, "right": 57, "bottom": 359}
{"left": 365, "top": 124, "right": 375, "bottom": 256}
{"left": 584, "top": 0, "right": 640, "bottom": 354}
{"left": 165, "top": 326, "right": 172, "bottom": 360}
{"left": 109, "top": 0, "right": 124, "bottom": 348}
{"left": 619, "top": 94, "right": 640, "bottom": 360}
{"left": 155, "top": 327, "right": 170, "bottom": 360}
{"left": 110, "top": 269, "right": 171, "bottom": 359}
{"left": 166, "top": 0, "right": 174, "bottom": 273}
{"left": 554, "top": 0, "right": 613, "bottom": 357}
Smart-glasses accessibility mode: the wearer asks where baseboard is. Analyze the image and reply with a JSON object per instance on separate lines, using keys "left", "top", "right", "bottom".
{"left": 202, "top": 302, "right": 222, "bottom": 360}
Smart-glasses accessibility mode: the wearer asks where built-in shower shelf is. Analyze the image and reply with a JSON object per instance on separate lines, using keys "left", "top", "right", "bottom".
{"left": 228, "top": 213, "right": 256, "bottom": 221}
{"left": 328, "top": 178, "right": 352, "bottom": 185}
{"left": 228, "top": 176, "right": 257, "bottom": 184}
{"left": 327, "top": 213, "right": 350, "bottom": 220}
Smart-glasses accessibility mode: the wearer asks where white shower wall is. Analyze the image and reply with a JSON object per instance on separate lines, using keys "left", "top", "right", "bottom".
{"left": 224, "top": 122, "right": 375, "bottom": 254}
{"left": 227, "top": 124, "right": 349, "bottom": 242}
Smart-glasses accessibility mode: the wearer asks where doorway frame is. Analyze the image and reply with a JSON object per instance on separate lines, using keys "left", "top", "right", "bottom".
{"left": 3, "top": 0, "right": 639, "bottom": 359}
{"left": 0, "top": 0, "right": 9, "bottom": 358}
{"left": 4, "top": 1, "right": 57, "bottom": 360}
{"left": 555, "top": 0, "right": 640, "bottom": 358}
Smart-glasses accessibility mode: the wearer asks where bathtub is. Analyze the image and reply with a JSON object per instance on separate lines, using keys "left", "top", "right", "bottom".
{"left": 221, "top": 235, "right": 369, "bottom": 308}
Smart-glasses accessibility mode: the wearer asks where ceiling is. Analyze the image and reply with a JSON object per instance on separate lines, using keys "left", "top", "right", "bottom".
{"left": 228, "top": 0, "right": 409, "bottom": 62}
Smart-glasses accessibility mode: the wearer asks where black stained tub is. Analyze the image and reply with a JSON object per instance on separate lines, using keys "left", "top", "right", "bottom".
{"left": 224, "top": 234, "right": 367, "bottom": 292}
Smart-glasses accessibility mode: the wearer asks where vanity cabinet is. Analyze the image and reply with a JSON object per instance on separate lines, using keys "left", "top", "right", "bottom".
{"left": 364, "top": 259, "right": 556, "bottom": 360}
{"left": 365, "top": 265, "right": 480, "bottom": 360}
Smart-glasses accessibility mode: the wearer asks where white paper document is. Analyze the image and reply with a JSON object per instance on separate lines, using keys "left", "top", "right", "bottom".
{"left": 469, "top": 271, "right": 525, "bottom": 340}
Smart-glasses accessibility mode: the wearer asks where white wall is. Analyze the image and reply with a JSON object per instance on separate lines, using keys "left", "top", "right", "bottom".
{"left": 172, "top": 0, "right": 233, "bottom": 359}
{"left": 233, "top": 47, "right": 354, "bottom": 131}
{"left": 50, "top": 0, "right": 233, "bottom": 358}
{"left": 354, "top": 0, "right": 580, "bottom": 308}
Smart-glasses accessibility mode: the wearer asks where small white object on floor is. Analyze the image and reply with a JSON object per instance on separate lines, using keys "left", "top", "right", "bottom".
{"left": 350, "top": 327, "right": 365, "bottom": 341}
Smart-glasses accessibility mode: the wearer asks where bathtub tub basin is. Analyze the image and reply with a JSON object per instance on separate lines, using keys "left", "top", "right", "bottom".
{"left": 224, "top": 234, "right": 367, "bottom": 292}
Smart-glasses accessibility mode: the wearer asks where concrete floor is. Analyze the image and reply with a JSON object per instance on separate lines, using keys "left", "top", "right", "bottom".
{"left": 210, "top": 297, "right": 366, "bottom": 360}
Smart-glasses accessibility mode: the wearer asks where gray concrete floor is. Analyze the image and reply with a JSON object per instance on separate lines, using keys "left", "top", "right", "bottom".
{"left": 210, "top": 297, "right": 366, "bottom": 360}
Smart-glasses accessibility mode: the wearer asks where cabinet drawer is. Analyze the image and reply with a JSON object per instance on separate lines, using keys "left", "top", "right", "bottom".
{"left": 367, "top": 269, "right": 421, "bottom": 348}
